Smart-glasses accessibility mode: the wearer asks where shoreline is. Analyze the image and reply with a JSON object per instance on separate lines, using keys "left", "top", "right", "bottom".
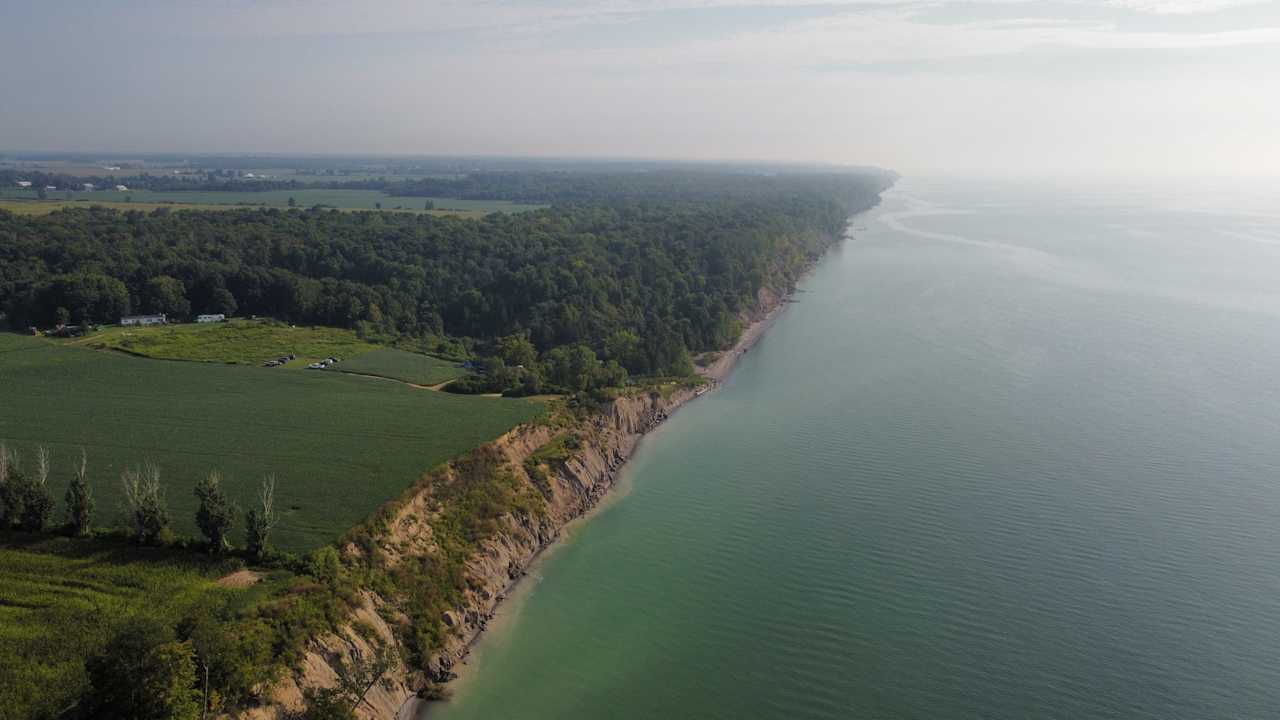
{"left": 426, "top": 287, "right": 796, "bottom": 702}
{"left": 696, "top": 287, "right": 793, "bottom": 384}
{"left": 410, "top": 258, "right": 810, "bottom": 719}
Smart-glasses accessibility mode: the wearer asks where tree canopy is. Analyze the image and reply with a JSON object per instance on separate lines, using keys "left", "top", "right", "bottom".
{"left": 1, "top": 170, "right": 890, "bottom": 382}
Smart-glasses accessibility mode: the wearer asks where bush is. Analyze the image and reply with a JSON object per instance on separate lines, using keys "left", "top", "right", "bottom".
{"left": 308, "top": 546, "right": 343, "bottom": 587}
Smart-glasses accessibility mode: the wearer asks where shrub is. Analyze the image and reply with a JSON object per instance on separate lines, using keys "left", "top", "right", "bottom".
{"left": 308, "top": 546, "right": 343, "bottom": 587}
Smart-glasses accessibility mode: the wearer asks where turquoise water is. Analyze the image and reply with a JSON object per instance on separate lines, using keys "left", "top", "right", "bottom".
{"left": 433, "top": 178, "right": 1280, "bottom": 719}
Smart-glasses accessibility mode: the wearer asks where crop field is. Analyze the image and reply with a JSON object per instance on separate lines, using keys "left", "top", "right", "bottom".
{"left": 0, "top": 535, "right": 239, "bottom": 720}
{"left": 0, "top": 200, "right": 220, "bottom": 216}
{"left": 0, "top": 334, "right": 541, "bottom": 550}
{"left": 335, "top": 347, "right": 466, "bottom": 386}
{"left": 75, "top": 319, "right": 378, "bottom": 366}
{"left": 0, "top": 188, "right": 544, "bottom": 213}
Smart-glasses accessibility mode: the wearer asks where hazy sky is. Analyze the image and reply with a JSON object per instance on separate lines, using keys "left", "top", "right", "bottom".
{"left": 3, "top": 0, "right": 1279, "bottom": 178}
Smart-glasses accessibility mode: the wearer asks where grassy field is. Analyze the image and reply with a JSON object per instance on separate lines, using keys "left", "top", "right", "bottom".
{"left": 0, "top": 535, "right": 240, "bottom": 720}
{"left": 0, "top": 200, "right": 221, "bottom": 216}
{"left": 0, "top": 333, "right": 541, "bottom": 550}
{"left": 334, "top": 347, "right": 466, "bottom": 386}
{"left": 0, "top": 188, "right": 544, "bottom": 213}
{"left": 74, "top": 319, "right": 378, "bottom": 366}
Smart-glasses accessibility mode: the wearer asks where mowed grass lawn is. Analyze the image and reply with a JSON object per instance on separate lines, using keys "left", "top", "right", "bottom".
{"left": 75, "top": 319, "right": 378, "bottom": 365}
{"left": 0, "top": 536, "right": 240, "bottom": 720}
{"left": 0, "top": 334, "right": 541, "bottom": 551}
{"left": 335, "top": 347, "right": 466, "bottom": 386}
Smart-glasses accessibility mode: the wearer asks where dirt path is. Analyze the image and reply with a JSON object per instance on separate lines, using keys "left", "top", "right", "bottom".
{"left": 217, "top": 569, "right": 263, "bottom": 588}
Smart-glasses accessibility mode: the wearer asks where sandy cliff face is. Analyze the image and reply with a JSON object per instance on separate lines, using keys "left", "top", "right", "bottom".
{"left": 422, "top": 388, "right": 694, "bottom": 689}
{"left": 243, "top": 387, "right": 695, "bottom": 720}
{"left": 245, "top": 266, "right": 804, "bottom": 720}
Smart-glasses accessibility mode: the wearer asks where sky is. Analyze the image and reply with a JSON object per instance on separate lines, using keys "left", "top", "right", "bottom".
{"left": 2, "top": 0, "right": 1279, "bottom": 178}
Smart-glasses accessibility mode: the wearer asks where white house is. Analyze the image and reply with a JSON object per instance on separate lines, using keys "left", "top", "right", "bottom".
{"left": 115, "top": 185, "right": 129, "bottom": 192}
{"left": 82, "top": 183, "right": 96, "bottom": 191}
{"left": 196, "top": 314, "right": 226, "bottom": 323}
{"left": 15, "top": 180, "right": 31, "bottom": 188}
{"left": 120, "top": 314, "right": 167, "bottom": 326}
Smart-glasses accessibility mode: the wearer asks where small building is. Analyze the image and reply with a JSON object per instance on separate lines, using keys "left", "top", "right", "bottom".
{"left": 120, "top": 314, "right": 167, "bottom": 326}
{"left": 15, "top": 180, "right": 31, "bottom": 188}
{"left": 195, "top": 313, "right": 226, "bottom": 323}
{"left": 82, "top": 183, "right": 96, "bottom": 191}
{"left": 115, "top": 185, "right": 129, "bottom": 192}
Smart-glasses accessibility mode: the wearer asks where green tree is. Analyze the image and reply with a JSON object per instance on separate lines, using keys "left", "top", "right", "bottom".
{"left": 308, "top": 546, "right": 343, "bottom": 587}
{"left": 194, "top": 471, "right": 236, "bottom": 553}
{"left": 64, "top": 448, "right": 94, "bottom": 536}
{"left": 495, "top": 333, "right": 538, "bottom": 368}
{"left": 0, "top": 443, "right": 19, "bottom": 527}
{"left": 545, "top": 344, "right": 601, "bottom": 392}
{"left": 188, "top": 616, "right": 277, "bottom": 711}
{"left": 144, "top": 275, "right": 191, "bottom": 318}
{"left": 209, "top": 287, "right": 238, "bottom": 316}
{"left": 603, "top": 329, "right": 643, "bottom": 373}
{"left": 288, "top": 196, "right": 297, "bottom": 207}
{"left": 47, "top": 272, "right": 129, "bottom": 325}
{"left": 87, "top": 618, "right": 201, "bottom": 720}
{"left": 245, "top": 474, "right": 278, "bottom": 561}
{"left": 18, "top": 446, "right": 55, "bottom": 532}
{"left": 122, "top": 463, "right": 171, "bottom": 544}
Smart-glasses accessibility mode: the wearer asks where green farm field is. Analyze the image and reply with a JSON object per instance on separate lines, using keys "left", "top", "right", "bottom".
{"left": 335, "top": 347, "right": 466, "bottom": 386}
{"left": 0, "top": 334, "right": 541, "bottom": 551}
{"left": 0, "top": 188, "right": 544, "bottom": 213}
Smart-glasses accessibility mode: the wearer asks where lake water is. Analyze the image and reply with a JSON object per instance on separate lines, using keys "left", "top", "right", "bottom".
{"left": 432, "top": 178, "right": 1280, "bottom": 719}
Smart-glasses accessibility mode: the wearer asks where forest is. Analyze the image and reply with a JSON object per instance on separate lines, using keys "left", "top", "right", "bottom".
{"left": 0, "top": 170, "right": 890, "bottom": 392}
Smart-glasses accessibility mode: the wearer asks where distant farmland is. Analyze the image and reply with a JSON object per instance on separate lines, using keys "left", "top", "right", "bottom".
{"left": 0, "top": 334, "right": 541, "bottom": 551}
{"left": 0, "top": 187, "right": 545, "bottom": 213}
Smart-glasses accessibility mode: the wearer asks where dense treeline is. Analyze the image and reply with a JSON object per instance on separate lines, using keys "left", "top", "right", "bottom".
{"left": 1, "top": 172, "right": 889, "bottom": 380}
{"left": 390, "top": 169, "right": 894, "bottom": 205}
{"left": 3, "top": 166, "right": 894, "bottom": 206}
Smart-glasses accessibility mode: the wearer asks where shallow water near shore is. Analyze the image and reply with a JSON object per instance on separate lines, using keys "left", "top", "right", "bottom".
{"left": 431, "top": 178, "right": 1280, "bottom": 719}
